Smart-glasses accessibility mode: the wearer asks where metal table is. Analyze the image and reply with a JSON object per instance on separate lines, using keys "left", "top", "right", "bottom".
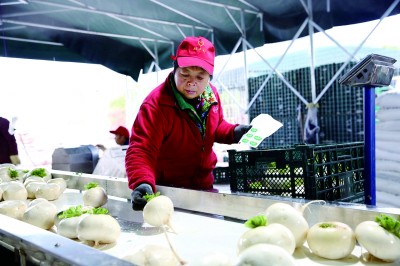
{"left": 0, "top": 170, "right": 399, "bottom": 265}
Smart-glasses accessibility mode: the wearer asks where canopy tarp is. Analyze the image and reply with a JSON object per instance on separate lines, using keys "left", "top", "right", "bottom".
{"left": 1, "top": 0, "right": 399, "bottom": 80}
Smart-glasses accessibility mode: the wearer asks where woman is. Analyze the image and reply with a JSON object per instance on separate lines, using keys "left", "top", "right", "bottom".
{"left": 126, "top": 36, "right": 251, "bottom": 210}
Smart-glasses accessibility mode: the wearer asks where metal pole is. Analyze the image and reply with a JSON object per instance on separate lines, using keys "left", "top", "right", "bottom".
{"left": 364, "top": 85, "right": 376, "bottom": 205}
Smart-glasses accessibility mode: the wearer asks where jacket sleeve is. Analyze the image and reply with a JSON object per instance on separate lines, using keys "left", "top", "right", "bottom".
{"left": 125, "top": 102, "right": 167, "bottom": 192}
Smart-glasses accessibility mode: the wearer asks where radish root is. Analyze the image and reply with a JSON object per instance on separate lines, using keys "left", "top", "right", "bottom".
{"left": 163, "top": 227, "right": 186, "bottom": 265}
{"left": 300, "top": 200, "right": 326, "bottom": 215}
{"left": 167, "top": 221, "right": 177, "bottom": 234}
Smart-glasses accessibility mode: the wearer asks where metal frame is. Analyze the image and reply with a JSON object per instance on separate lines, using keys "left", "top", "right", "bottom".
{"left": 2, "top": 0, "right": 398, "bottom": 102}
{"left": 0, "top": 0, "right": 262, "bottom": 73}
{"left": 208, "top": 0, "right": 398, "bottom": 152}
{"left": 0, "top": 0, "right": 27, "bottom": 6}
{"left": 238, "top": 0, "right": 400, "bottom": 114}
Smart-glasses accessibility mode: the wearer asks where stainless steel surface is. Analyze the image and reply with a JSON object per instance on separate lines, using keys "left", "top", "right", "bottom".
{"left": 52, "top": 170, "right": 400, "bottom": 229}
{"left": 0, "top": 212, "right": 132, "bottom": 266}
{"left": 1, "top": 170, "right": 397, "bottom": 265}
{"left": 52, "top": 170, "right": 132, "bottom": 199}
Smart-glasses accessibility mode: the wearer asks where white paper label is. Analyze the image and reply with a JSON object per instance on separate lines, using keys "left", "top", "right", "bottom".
{"left": 239, "top": 114, "right": 283, "bottom": 148}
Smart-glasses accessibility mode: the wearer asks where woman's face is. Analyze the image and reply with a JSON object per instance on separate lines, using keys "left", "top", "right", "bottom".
{"left": 174, "top": 66, "right": 210, "bottom": 100}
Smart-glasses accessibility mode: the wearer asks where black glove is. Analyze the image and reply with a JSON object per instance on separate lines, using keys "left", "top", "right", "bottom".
{"left": 234, "top": 124, "right": 253, "bottom": 143}
{"left": 131, "top": 183, "right": 153, "bottom": 211}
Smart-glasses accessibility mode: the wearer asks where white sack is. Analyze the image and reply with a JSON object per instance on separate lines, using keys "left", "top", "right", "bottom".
{"left": 376, "top": 120, "right": 400, "bottom": 131}
{"left": 376, "top": 159, "right": 400, "bottom": 173}
{"left": 376, "top": 148, "right": 400, "bottom": 162}
{"left": 376, "top": 108, "right": 400, "bottom": 121}
{"left": 376, "top": 91, "right": 400, "bottom": 109}
{"left": 376, "top": 140, "right": 400, "bottom": 154}
{"left": 376, "top": 129, "right": 400, "bottom": 142}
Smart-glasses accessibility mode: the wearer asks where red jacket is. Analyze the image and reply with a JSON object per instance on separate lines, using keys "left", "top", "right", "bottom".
{"left": 126, "top": 73, "right": 237, "bottom": 192}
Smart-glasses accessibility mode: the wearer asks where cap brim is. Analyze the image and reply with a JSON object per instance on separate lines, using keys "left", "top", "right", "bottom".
{"left": 177, "top": 57, "right": 213, "bottom": 75}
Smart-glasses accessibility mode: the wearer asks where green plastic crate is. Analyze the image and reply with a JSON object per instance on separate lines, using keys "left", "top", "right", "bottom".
{"left": 227, "top": 142, "right": 365, "bottom": 203}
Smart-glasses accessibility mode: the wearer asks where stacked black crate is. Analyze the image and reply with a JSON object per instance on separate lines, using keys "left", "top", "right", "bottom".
{"left": 248, "top": 68, "right": 309, "bottom": 149}
{"left": 316, "top": 62, "right": 364, "bottom": 143}
{"left": 279, "top": 68, "right": 310, "bottom": 147}
{"left": 268, "top": 73, "right": 287, "bottom": 147}
{"left": 248, "top": 72, "right": 273, "bottom": 148}
{"left": 248, "top": 62, "right": 364, "bottom": 148}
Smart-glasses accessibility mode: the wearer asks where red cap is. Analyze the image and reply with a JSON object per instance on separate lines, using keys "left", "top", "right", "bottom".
{"left": 110, "top": 126, "right": 129, "bottom": 138}
{"left": 172, "top": 36, "right": 215, "bottom": 75}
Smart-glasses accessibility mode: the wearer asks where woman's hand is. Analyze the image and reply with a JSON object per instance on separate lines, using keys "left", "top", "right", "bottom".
{"left": 234, "top": 125, "right": 252, "bottom": 143}
{"left": 131, "top": 183, "right": 154, "bottom": 211}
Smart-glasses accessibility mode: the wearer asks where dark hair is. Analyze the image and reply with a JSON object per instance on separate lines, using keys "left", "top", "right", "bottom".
{"left": 173, "top": 60, "right": 179, "bottom": 73}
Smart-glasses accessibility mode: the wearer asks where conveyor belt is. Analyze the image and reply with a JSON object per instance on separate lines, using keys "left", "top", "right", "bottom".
{"left": 0, "top": 170, "right": 399, "bottom": 265}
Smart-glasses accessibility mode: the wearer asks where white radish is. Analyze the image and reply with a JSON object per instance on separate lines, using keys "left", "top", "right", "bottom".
{"left": 307, "top": 221, "right": 356, "bottom": 259}
{"left": 234, "top": 243, "right": 296, "bottom": 266}
{"left": 55, "top": 205, "right": 93, "bottom": 227}
{"left": 265, "top": 201, "right": 323, "bottom": 248}
{"left": 0, "top": 167, "right": 23, "bottom": 182}
{"left": 0, "top": 163, "right": 15, "bottom": 168}
{"left": 35, "top": 183, "right": 61, "bottom": 201}
{"left": 143, "top": 195, "right": 174, "bottom": 229}
{"left": 48, "top": 178, "right": 67, "bottom": 193}
{"left": 195, "top": 252, "right": 233, "bottom": 266}
{"left": 54, "top": 211, "right": 63, "bottom": 227}
{"left": 15, "top": 169, "right": 27, "bottom": 180}
{"left": 142, "top": 194, "right": 186, "bottom": 265}
{"left": 58, "top": 215, "right": 87, "bottom": 239}
{"left": 24, "top": 176, "right": 46, "bottom": 187}
{"left": 0, "top": 166, "right": 16, "bottom": 182}
{"left": 82, "top": 183, "right": 108, "bottom": 207}
{"left": 77, "top": 214, "right": 121, "bottom": 246}
{"left": 25, "top": 181, "right": 46, "bottom": 199}
{"left": 3, "top": 181, "right": 28, "bottom": 200}
{"left": 0, "top": 200, "right": 28, "bottom": 220}
{"left": 265, "top": 202, "right": 308, "bottom": 248}
{"left": 237, "top": 223, "right": 296, "bottom": 255}
{"left": 22, "top": 199, "right": 57, "bottom": 230}
{"left": 0, "top": 187, "right": 3, "bottom": 201}
{"left": 355, "top": 220, "right": 400, "bottom": 262}
{"left": 24, "top": 168, "right": 51, "bottom": 182}
{"left": 0, "top": 181, "right": 10, "bottom": 192}
{"left": 28, "top": 198, "right": 49, "bottom": 207}
{"left": 122, "top": 244, "right": 179, "bottom": 266}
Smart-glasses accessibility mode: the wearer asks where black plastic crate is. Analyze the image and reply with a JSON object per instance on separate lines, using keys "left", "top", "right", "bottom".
{"left": 247, "top": 62, "right": 364, "bottom": 148}
{"left": 227, "top": 142, "right": 365, "bottom": 203}
{"left": 213, "top": 167, "right": 230, "bottom": 184}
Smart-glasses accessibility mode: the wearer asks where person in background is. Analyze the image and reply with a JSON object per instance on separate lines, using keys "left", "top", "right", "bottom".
{"left": 110, "top": 126, "right": 130, "bottom": 146}
{"left": 0, "top": 116, "right": 20, "bottom": 165}
{"left": 126, "top": 36, "right": 252, "bottom": 210}
{"left": 97, "top": 126, "right": 130, "bottom": 151}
